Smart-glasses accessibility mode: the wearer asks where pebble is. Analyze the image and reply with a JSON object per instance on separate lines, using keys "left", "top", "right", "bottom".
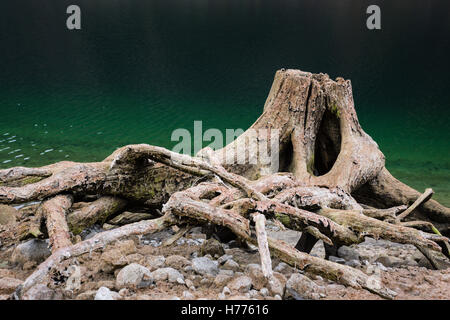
{"left": 183, "top": 291, "right": 195, "bottom": 299}
{"left": 95, "top": 287, "right": 119, "bottom": 300}
{"left": 192, "top": 257, "right": 219, "bottom": 276}
{"left": 11, "top": 239, "right": 51, "bottom": 265}
{"left": 285, "top": 273, "right": 322, "bottom": 300}
{"left": 228, "top": 276, "right": 253, "bottom": 293}
{"left": 217, "top": 254, "right": 233, "bottom": 265}
{"left": 116, "top": 263, "right": 152, "bottom": 288}
{"left": 223, "top": 259, "right": 240, "bottom": 271}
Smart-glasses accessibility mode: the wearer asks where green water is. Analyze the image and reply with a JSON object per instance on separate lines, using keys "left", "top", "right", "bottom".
{"left": 0, "top": 1, "right": 449, "bottom": 205}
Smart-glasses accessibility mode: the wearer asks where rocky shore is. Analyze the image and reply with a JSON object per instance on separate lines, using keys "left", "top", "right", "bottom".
{"left": 1, "top": 220, "right": 449, "bottom": 300}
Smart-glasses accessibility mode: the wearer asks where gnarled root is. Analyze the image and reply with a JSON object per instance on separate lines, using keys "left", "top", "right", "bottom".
{"left": 3, "top": 68, "right": 449, "bottom": 300}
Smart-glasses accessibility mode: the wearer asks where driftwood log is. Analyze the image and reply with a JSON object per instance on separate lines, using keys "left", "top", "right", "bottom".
{"left": 1, "top": 69, "right": 449, "bottom": 299}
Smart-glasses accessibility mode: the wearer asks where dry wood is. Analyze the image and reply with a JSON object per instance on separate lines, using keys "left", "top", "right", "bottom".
{"left": 396, "top": 188, "right": 434, "bottom": 222}
{"left": 67, "top": 196, "right": 127, "bottom": 233}
{"left": 39, "top": 195, "right": 73, "bottom": 252}
{"left": 252, "top": 213, "right": 273, "bottom": 279}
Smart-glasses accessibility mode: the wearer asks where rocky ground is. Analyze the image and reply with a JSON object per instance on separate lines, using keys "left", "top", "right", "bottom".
{"left": 0, "top": 220, "right": 449, "bottom": 300}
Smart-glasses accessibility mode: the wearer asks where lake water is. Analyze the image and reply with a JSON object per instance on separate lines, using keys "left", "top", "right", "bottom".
{"left": 0, "top": 1, "right": 449, "bottom": 205}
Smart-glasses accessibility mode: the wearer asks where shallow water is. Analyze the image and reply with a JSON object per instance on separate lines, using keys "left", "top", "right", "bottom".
{"left": 0, "top": 1, "right": 449, "bottom": 205}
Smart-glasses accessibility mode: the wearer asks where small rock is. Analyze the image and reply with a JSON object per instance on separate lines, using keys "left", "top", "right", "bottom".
{"left": 268, "top": 277, "right": 284, "bottom": 297}
{"left": 100, "top": 240, "right": 137, "bottom": 272}
{"left": 200, "top": 238, "right": 225, "bottom": 257}
{"left": 219, "top": 269, "right": 234, "bottom": 277}
{"left": 76, "top": 290, "right": 97, "bottom": 300}
{"left": 218, "top": 254, "right": 233, "bottom": 265}
{"left": 249, "top": 289, "right": 259, "bottom": 298}
{"left": 126, "top": 253, "right": 144, "bottom": 264}
{"left": 328, "top": 256, "right": 346, "bottom": 264}
{"left": 151, "top": 267, "right": 184, "bottom": 283}
{"left": 345, "top": 259, "right": 361, "bottom": 268}
{"left": 375, "top": 255, "right": 404, "bottom": 268}
{"left": 183, "top": 291, "right": 195, "bottom": 299}
{"left": 245, "top": 264, "right": 266, "bottom": 290}
{"left": 337, "top": 246, "right": 360, "bottom": 261}
{"left": 285, "top": 273, "right": 322, "bottom": 300}
{"left": 118, "top": 288, "right": 129, "bottom": 296}
{"left": 223, "top": 259, "right": 240, "bottom": 271}
{"left": 274, "top": 294, "right": 282, "bottom": 300}
{"left": 274, "top": 262, "right": 291, "bottom": 275}
{"left": 260, "top": 287, "right": 269, "bottom": 297}
{"left": 165, "top": 255, "right": 191, "bottom": 269}
{"left": 0, "top": 205, "right": 17, "bottom": 225}
{"left": 116, "top": 263, "right": 152, "bottom": 289}
{"left": 145, "top": 255, "right": 166, "bottom": 271}
{"left": 192, "top": 257, "right": 219, "bottom": 276}
{"left": 184, "top": 265, "right": 194, "bottom": 272}
{"left": 214, "top": 274, "right": 232, "bottom": 287}
{"left": 0, "top": 277, "right": 23, "bottom": 294}
{"left": 228, "top": 276, "right": 253, "bottom": 293}
{"left": 222, "top": 286, "right": 231, "bottom": 295}
{"left": 22, "top": 284, "right": 61, "bottom": 300}
{"left": 95, "top": 287, "right": 117, "bottom": 300}
{"left": 11, "top": 239, "right": 51, "bottom": 265}
{"left": 185, "top": 279, "right": 194, "bottom": 288}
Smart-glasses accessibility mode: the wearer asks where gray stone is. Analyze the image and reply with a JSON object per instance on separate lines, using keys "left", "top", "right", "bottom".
{"left": 116, "top": 263, "right": 152, "bottom": 288}
{"left": 337, "top": 245, "right": 360, "bottom": 261}
{"left": 151, "top": 267, "right": 184, "bottom": 283}
{"left": 165, "top": 255, "right": 191, "bottom": 269}
{"left": 245, "top": 264, "right": 267, "bottom": 290}
{"left": 183, "top": 291, "right": 195, "bottom": 299}
{"left": 375, "top": 255, "right": 404, "bottom": 268}
{"left": 222, "top": 286, "right": 231, "bottom": 295}
{"left": 328, "top": 256, "right": 346, "bottom": 264}
{"left": 200, "top": 238, "right": 225, "bottom": 257}
{"left": 219, "top": 269, "right": 234, "bottom": 277}
{"left": 223, "top": 259, "right": 240, "bottom": 271}
{"left": 217, "top": 254, "right": 233, "bottom": 265}
{"left": 184, "top": 265, "right": 194, "bottom": 272}
{"left": 228, "top": 276, "right": 253, "bottom": 293}
{"left": 249, "top": 289, "right": 259, "bottom": 298}
{"left": 11, "top": 239, "right": 51, "bottom": 265}
{"left": 22, "top": 284, "right": 61, "bottom": 300}
{"left": 274, "top": 262, "right": 290, "bottom": 274}
{"left": 268, "top": 277, "right": 285, "bottom": 297}
{"left": 145, "top": 255, "right": 166, "bottom": 271}
{"left": 285, "top": 273, "right": 322, "bottom": 300}
{"left": 260, "top": 287, "right": 269, "bottom": 297}
{"left": 76, "top": 290, "right": 97, "bottom": 300}
{"left": 192, "top": 257, "right": 219, "bottom": 276}
{"left": 95, "top": 287, "right": 118, "bottom": 300}
{"left": 345, "top": 259, "right": 361, "bottom": 268}
{"left": 214, "top": 274, "right": 232, "bottom": 287}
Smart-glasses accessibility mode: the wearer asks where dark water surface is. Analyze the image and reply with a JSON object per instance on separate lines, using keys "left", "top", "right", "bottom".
{"left": 0, "top": 1, "right": 449, "bottom": 205}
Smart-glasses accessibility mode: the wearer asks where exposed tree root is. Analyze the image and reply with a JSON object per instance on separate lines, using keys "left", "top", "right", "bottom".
{"left": 1, "top": 69, "right": 449, "bottom": 300}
